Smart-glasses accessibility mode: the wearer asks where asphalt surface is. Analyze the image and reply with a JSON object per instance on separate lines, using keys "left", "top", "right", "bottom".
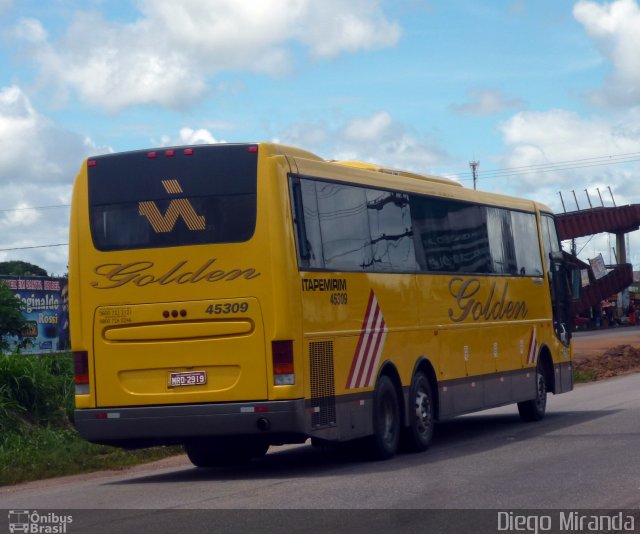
{"left": 4, "top": 335, "right": 640, "bottom": 533}
{"left": 2, "top": 374, "right": 639, "bottom": 510}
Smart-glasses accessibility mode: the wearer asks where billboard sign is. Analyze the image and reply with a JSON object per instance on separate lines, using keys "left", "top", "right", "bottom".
{"left": 0, "top": 276, "right": 69, "bottom": 354}
{"left": 589, "top": 253, "right": 607, "bottom": 280}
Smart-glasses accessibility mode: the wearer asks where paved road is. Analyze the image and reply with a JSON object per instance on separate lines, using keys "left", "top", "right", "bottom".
{"left": 573, "top": 325, "right": 640, "bottom": 341}
{"left": 3, "top": 373, "right": 640, "bottom": 514}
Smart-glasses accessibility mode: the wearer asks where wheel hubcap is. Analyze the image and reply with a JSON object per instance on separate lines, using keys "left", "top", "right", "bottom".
{"left": 382, "top": 395, "right": 395, "bottom": 443}
{"left": 536, "top": 373, "right": 546, "bottom": 410}
{"left": 414, "top": 388, "right": 431, "bottom": 435}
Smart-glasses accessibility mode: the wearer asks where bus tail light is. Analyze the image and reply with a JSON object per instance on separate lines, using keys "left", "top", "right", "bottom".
{"left": 73, "top": 351, "right": 90, "bottom": 394}
{"left": 272, "top": 340, "right": 294, "bottom": 385}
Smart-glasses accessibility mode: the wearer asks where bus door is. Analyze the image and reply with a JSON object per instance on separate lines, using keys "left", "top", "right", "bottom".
{"left": 541, "top": 214, "right": 572, "bottom": 346}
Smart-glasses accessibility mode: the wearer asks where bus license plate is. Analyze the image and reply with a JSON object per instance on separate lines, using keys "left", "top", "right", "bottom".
{"left": 168, "top": 371, "right": 207, "bottom": 388}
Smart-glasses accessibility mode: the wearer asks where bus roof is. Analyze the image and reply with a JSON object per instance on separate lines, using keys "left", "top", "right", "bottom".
{"left": 330, "top": 160, "right": 462, "bottom": 187}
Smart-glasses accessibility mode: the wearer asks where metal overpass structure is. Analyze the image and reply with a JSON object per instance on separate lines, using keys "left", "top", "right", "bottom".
{"left": 555, "top": 205, "right": 639, "bottom": 316}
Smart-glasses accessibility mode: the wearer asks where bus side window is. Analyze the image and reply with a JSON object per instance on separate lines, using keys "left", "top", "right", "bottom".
{"left": 290, "top": 177, "right": 325, "bottom": 269}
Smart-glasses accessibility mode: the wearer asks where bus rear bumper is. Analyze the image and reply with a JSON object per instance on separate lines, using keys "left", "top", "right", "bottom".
{"left": 74, "top": 399, "right": 307, "bottom": 446}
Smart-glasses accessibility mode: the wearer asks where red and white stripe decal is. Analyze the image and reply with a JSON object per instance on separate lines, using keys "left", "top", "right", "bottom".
{"left": 527, "top": 327, "right": 538, "bottom": 365}
{"left": 346, "top": 290, "right": 388, "bottom": 389}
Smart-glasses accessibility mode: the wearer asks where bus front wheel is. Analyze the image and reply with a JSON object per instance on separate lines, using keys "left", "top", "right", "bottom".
{"left": 368, "top": 374, "right": 400, "bottom": 460}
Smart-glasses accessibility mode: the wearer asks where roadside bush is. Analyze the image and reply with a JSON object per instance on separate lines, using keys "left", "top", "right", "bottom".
{"left": 0, "top": 351, "right": 180, "bottom": 485}
{"left": 0, "top": 352, "right": 74, "bottom": 439}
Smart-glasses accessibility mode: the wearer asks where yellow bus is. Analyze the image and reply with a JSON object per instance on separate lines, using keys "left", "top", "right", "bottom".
{"left": 70, "top": 142, "right": 574, "bottom": 465}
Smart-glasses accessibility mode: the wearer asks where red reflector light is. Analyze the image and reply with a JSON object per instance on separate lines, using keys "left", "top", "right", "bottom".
{"left": 88, "top": 160, "right": 97, "bottom": 167}
{"left": 247, "top": 145, "right": 258, "bottom": 153}
{"left": 255, "top": 406, "right": 270, "bottom": 413}
{"left": 95, "top": 412, "right": 108, "bottom": 420}
{"left": 184, "top": 148, "right": 194, "bottom": 155}
{"left": 73, "top": 351, "right": 89, "bottom": 385}
{"left": 165, "top": 149, "right": 175, "bottom": 157}
{"left": 272, "top": 340, "right": 294, "bottom": 375}
{"left": 147, "top": 151, "right": 157, "bottom": 158}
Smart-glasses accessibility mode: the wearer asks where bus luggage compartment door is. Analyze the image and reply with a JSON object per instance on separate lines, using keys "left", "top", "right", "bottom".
{"left": 92, "top": 298, "right": 267, "bottom": 407}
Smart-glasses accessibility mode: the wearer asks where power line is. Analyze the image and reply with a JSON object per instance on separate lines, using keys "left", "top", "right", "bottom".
{"left": 444, "top": 151, "right": 640, "bottom": 182}
{"left": 0, "top": 243, "right": 68, "bottom": 252}
{"left": 470, "top": 151, "right": 640, "bottom": 176}
{"left": 0, "top": 204, "right": 70, "bottom": 213}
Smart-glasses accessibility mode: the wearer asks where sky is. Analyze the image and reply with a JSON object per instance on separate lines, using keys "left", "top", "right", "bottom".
{"left": 1, "top": 0, "right": 640, "bottom": 276}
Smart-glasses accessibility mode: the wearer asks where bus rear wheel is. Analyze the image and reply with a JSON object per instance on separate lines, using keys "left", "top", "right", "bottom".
{"left": 402, "top": 371, "right": 435, "bottom": 452}
{"left": 518, "top": 365, "right": 547, "bottom": 422}
{"left": 368, "top": 374, "right": 400, "bottom": 460}
{"left": 184, "top": 438, "right": 269, "bottom": 468}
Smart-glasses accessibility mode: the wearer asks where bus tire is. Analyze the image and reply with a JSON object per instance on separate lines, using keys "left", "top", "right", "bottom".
{"left": 184, "top": 438, "right": 269, "bottom": 468}
{"left": 368, "top": 374, "right": 401, "bottom": 460}
{"left": 518, "top": 365, "right": 547, "bottom": 422}
{"left": 402, "top": 371, "right": 435, "bottom": 452}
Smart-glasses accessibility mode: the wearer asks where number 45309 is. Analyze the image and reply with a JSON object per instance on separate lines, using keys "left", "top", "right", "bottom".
{"left": 205, "top": 302, "right": 249, "bottom": 315}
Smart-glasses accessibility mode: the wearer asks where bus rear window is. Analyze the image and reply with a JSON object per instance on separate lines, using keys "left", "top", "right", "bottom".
{"left": 88, "top": 144, "right": 257, "bottom": 251}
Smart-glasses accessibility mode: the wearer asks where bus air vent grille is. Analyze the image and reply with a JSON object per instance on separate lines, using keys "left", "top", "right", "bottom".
{"left": 309, "top": 340, "right": 336, "bottom": 428}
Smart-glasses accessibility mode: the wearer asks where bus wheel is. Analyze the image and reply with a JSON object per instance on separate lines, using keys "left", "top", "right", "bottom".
{"left": 184, "top": 438, "right": 269, "bottom": 468}
{"left": 518, "top": 365, "right": 547, "bottom": 422}
{"left": 368, "top": 374, "right": 400, "bottom": 460}
{"left": 403, "top": 371, "right": 435, "bottom": 452}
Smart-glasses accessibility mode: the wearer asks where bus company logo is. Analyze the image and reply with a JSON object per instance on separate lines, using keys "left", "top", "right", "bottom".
{"left": 346, "top": 289, "right": 388, "bottom": 389}
{"left": 90, "top": 259, "right": 261, "bottom": 289}
{"left": 8, "top": 510, "right": 73, "bottom": 533}
{"left": 138, "top": 179, "right": 206, "bottom": 233}
{"left": 448, "top": 277, "right": 528, "bottom": 323}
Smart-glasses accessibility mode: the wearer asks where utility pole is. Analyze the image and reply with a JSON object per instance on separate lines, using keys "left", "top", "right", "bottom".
{"left": 469, "top": 161, "right": 479, "bottom": 191}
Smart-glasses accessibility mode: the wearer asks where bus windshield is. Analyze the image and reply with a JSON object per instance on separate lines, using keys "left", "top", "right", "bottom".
{"left": 88, "top": 144, "right": 258, "bottom": 251}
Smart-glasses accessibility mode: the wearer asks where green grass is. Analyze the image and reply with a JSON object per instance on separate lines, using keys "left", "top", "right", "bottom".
{"left": 0, "top": 352, "right": 180, "bottom": 486}
{"left": 573, "top": 369, "right": 598, "bottom": 383}
{"left": 0, "top": 427, "right": 179, "bottom": 486}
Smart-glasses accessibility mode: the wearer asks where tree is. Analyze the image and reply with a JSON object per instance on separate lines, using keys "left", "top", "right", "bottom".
{"left": 0, "top": 261, "right": 48, "bottom": 277}
{"left": 0, "top": 282, "right": 25, "bottom": 351}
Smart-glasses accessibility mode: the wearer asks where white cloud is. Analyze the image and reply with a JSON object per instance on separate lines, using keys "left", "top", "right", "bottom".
{"left": 338, "top": 112, "right": 448, "bottom": 171}
{"left": 0, "top": 183, "right": 72, "bottom": 277}
{"left": 13, "top": 17, "right": 48, "bottom": 43}
{"left": 450, "top": 88, "right": 525, "bottom": 116}
{"left": 0, "top": 86, "right": 109, "bottom": 275}
{"left": 343, "top": 111, "right": 394, "bottom": 142}
{"left": 17, "top": 0, "right": 401, "bottom": 112}
{"left": 0, "top": 85, "right": 108, "bottom": 185}
{"left": 3, "top": 201, "right": 40, "bottom": 226}
{"left": 158, "top": 127, "right": 224, "bottom": 147}
{"left": 280, "top": 111, "right": 448, "bottom": 173}
{"left": 497, "top": 108, "right": 640, "bottom": 210}
{"left": 292, "top": 1, "right": 401, "bottom": 58}
{"left": 574, "top": 0, "right": 640, "bottom": 106}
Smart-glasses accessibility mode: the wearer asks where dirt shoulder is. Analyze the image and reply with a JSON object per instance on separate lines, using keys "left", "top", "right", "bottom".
{"left": 572, "top": 329, "right": 640, "bottom": 380}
